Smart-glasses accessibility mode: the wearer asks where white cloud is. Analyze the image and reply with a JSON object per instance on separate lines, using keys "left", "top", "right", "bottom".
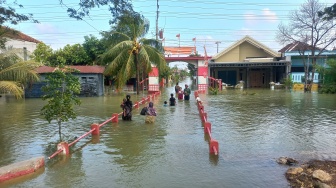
{"left": 35, "top": 23, "right": 60, "bottom": 33}
{"left": 262, "top": 8, "right": 278, "bottom": 23}
{"left": 244, "top": 8, "right": 278, "bottom": 25}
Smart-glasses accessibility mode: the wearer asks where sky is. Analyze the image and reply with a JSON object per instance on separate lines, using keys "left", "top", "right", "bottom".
{"left": 7, "top": 0, "right": 335, "bottom": 58}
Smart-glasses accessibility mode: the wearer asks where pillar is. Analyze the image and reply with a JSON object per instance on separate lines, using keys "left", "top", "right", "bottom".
{"left": 209, "top": 139, "right": 219, "bottom": 155}
{"left": 91, "top": 123, "right": 100, "bottom": 135}
{"left": 197, "top": 58, "right": 209, "bottom": 91}
{"left": 204, "top": 122, "right": 211, "bottom": 134}
{"left": 148, "top": 66, "right": 159, "bottom": 94}
{"left": 57, "top": 142, "right": 69, "bottom": 156}
{"left": 112, "top": 113, "right": 119, "bottom": 123}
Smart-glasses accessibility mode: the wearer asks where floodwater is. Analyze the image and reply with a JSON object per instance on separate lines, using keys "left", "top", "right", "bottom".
{"left": 1, "top": 81, "right": 336, "bottom": 188}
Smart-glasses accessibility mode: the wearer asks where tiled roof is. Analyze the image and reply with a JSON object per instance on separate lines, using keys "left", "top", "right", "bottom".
{"left": 70, "top": 66, "right": 105, "bottom": 73}
{"left": 35, "top": 66, "right": 56, "bottom": 73}
{"left": 36, "top": 66, "right": 105, "bottom": 74}
{"left": 278, "top": 41, "right": 322, "bottom": 53}
{"left": 1, "top": 26, "right": 41, "bottom": 43}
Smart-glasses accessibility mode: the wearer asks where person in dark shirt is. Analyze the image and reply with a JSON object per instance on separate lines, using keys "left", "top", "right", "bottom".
{"left": 183, "top": 84, "right": 191, "bottom": 101}
{"left": 175, "top": 83, "right": 180, "bottom": 94}
{"left": 121, "top": 95, "right": 133, "bottom": 120}
{"left": 169, "top": 93, "right": 176, "bottom": 106}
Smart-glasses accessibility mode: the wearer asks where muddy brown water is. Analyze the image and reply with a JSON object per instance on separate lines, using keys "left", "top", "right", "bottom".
{"left": 1, "top": 81, "right": 336, "bottom": 187}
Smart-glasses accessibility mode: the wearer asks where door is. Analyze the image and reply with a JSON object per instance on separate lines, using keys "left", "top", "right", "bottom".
{"left": 218, "top": 70, "right": 237, "bottom": 86}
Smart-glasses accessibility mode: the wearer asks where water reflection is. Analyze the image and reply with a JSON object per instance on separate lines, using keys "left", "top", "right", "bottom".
{"left": 1, "top": 84, "right": 336, "bottom": 187}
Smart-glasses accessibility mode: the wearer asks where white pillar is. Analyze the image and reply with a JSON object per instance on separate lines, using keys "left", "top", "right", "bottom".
{"left": 197, "top": 59, "right": 208, "bottom": 91}
{"left": 148, "top": 66, "right": 159, "bottom": 94}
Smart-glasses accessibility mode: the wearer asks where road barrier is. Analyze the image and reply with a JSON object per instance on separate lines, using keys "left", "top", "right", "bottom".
{"left": 194, "top": 90, "right": 219, "bottom": 155}
{"left": 0, "top": 156, "right": 44, "bottom": 183}
{"left": 48, "top": 91, "right": 161, "bottom": 159}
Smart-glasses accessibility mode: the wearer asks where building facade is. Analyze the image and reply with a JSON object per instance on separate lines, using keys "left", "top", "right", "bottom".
{"left": 25, "top": 66, "right": 105, "bottom": 98}
{"left": 278, "top": 42, "right": 336, "bottom": 84}
{"left": 209, "top": 36, "right": 290, "bottom": 88}
{"left": 1, "top": 27, "right": 41, "bottom": 60}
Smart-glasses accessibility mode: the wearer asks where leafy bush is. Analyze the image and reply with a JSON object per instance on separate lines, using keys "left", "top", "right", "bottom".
{"left": 208, "top": 86, "right": 219, "bottom": 95}
{"left": 319, "top": 84, "right": 336, "bottom": 94}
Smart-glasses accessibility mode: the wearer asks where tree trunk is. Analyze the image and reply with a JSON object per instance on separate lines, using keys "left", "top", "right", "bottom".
{"left": 58, "top": 120, "right": 62, "bottom": 141}
{"left": 135, "top": 54, "right": 140, "bottom": 94}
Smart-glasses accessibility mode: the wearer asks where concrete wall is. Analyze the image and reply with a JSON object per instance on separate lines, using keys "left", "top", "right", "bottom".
{"left": 216, "top": 46, "right": 240, "bottom": 62}
{"left": 239, "top": 42, "right": 271, "bottom": 61}
{"left": 25, "top": 73, "right": 105, "bottom": 98}
{"left": 215, "top": 41, "right": 273, "bottom": 62}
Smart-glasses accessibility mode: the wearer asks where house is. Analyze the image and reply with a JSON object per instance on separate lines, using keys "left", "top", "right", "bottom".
{"left": 209, "top": 36, "right": 290, "bottom": 88}
{"left": 278, "top": 42, "right": 336, "bottom": 83}
{"left": 25, "top": 66, "right": 105, "bottom": 98}
{"left": 0, "top": 26, "right": 41, "bottom": 60}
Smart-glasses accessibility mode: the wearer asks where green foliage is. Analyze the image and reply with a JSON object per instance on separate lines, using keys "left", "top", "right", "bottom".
{"left": 317, "top": 59, "right": 336, "bottom": 94}
{"left": 281, "top": 77, "right": 293, "bottom": 87}
{"left": 33, "top": 43, "right": 92, "bottom": 66}
{"left": 208, "top": 86, "right": 219, "bottom": 95}
{"left": 32, "top": 43, "right": 53, "bottom": 64}
{"left": 0, "top": 48, "right": 40, "bottom": 98}
{"left": 100, "top": 12, "right": 167, "bottom": 93}
{"left": 60, "top": 44, "right": 91, "bottom": 65}
{"left": 159, "top": 65, "right": 170, "bottom": 80}
{"left": 63, "top": 0, "right": 134, "bottom": 24}
{"left": 41, "top": 66, "right": 81, "bottom": 141}
{"left": 319, "top": 84, "right": 336, "bottom": 94}
{"left": 170, "top": 66, "right": 180, "bottom": 83}
{"left": 82, "top": 35, "right": 106, "bottom": 65}
{"left": 0, "top": 1, "right": 38, "bottom": 25}
{"left": 318, "top": 3, "right": 336, "bottom": 21}
{"left": 187, "top": 64, "right": 196, "bottom": 78}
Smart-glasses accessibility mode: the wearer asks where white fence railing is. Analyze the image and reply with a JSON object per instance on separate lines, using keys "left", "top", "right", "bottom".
{"left": 291, "top": 72, "right": 319, "bottom": 83}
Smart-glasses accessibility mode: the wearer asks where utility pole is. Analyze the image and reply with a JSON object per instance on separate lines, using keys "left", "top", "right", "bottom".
{"left": 156, "top": 0, "right": 159, "bottom": 40}
{"left": 215, "top": 41, "right": 221, "bottom": 53}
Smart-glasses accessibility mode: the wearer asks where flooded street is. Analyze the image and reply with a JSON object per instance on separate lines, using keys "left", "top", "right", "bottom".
{"left": 1, "top": 82, "right": 336, "bottom": 187}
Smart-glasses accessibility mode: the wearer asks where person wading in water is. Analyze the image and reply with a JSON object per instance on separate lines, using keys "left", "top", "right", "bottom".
{"left": 121, "top": 95, "right": 133, "bottom": 120}
{"left": 183, "top": 84, "right": 191, "bottom": 101}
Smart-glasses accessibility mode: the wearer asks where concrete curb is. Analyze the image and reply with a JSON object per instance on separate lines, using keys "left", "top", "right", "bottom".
{"left": 0, "top": 156, "right": 45, "bottom": 182}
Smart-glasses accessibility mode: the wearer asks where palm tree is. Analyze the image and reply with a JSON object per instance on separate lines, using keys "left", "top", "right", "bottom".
{"left": 101, "top": 12, "right": 166, "bottom": 94}
{"left": 0, "top": 49, "right": 40, "bottom": 98}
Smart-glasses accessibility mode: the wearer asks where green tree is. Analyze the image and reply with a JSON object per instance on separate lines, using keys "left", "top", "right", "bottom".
{"left": 0, "top": 50, "right": 40, "bottom": 98}
{"left": 101, "top": 12, "right": 166, "bottom": 94}
{"left": 0, "top": 1, "right": 40, "bottom": 98}
{"left": 32, "top": 43, "right": 53, "bottom": 64}
{"left": 82, "top": 35, "right": 106, "bottom": 65}
{"left": 187, "top": 63, "right": 196, "bottom": 78}
{"left": 277, "top": 0, "right": 336, "bottom": 92}
{"left": 170, "top": 66, "right": 180, "bottom": 84}
{"left": 316, "top": 59, "right": 336, "bottom": 93}
{"left": 318, "top": 3, "right": 336, "bottom": 20}
{"left": 33, "top": 43, "right": 92, "bottom": 66}
{"left": 60, "top": 0, "right": 134, "bottom": 24}
{"left": 41, "top": 66, "right": 81, "bottom": 141}
{"left": 0, "top": 1, "right": 38, "bottom": 25}
{"left": 60, "top": 44, "right": 91, "bottom": 65}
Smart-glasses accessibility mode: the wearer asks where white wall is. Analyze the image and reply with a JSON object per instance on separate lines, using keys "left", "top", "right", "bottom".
{"left": 4, "top": 38, "right": 38, "bottom": 60}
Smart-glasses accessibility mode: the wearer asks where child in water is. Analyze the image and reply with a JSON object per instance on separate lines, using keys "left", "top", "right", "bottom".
{"left": 169, "top": 93, "right": 176, "bottom": 106}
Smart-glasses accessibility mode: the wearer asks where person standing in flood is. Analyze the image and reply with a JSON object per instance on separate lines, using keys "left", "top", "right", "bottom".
{"left": 175, "top": 83, "right": 180, "bottom": 94}
{"left": 183, "top": 84, "right": 191, "bottom": 101}
{"left": 121, "top": 95, "right": 133, "bottom": 120}
{"left": 178, "top": 87, "right": 184, "bottom": 100}
{"left": 145, "top": 102, "right": 157, "bottom": 123}
{"left": 169, "top": 93, "right": 176, "bottom": 106}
